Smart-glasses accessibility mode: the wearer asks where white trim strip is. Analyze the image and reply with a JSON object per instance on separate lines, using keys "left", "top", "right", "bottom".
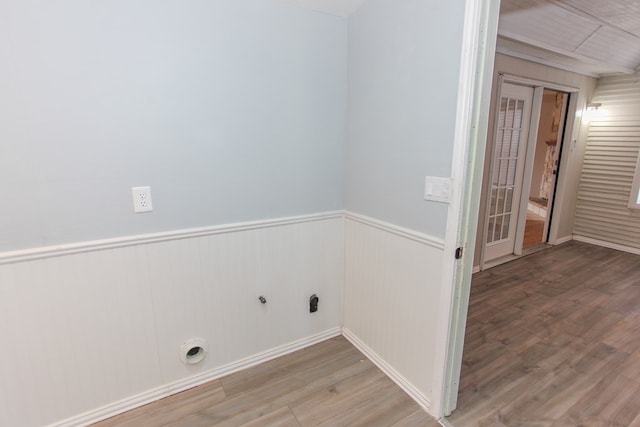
{"left": 0, "top": 211, "right": 343, "bottom": 265}
{"left": 341, "top": 328, "right": 432, "bottom": 413}
{"left": 343, "top": 211, "right": 445, "bottom": 250}
{"left": 499, "top": 73, "right": 580, "bottom": 93}
{"left": 1, "top": 211, "right": 446, "bottom": 265}
{"left": 554, "top": 235, "right": 573, "bottom": 245}
{"left": 50, "top": 327, "right": 342, "bottom": 427}
{"left": 573, "top": 235, "right": 640, "bottom": 256}
{"left": 496, "top": 46, "right": 600, "bottom": 79}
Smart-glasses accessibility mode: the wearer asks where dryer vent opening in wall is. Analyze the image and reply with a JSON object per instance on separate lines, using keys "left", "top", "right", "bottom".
{"left": 180, "top": 339, "right": 208, "bottom": 365}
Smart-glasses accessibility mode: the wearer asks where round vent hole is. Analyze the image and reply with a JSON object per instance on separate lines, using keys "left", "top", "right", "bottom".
{"left": 187, "top": 346, "right": 202, "bottom": 358}
{"left": 179, "top": 339, "right": 207, "bottom": 365}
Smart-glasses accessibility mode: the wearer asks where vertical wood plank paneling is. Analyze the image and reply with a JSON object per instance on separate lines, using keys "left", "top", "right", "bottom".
{"left": 148, "top": 218, "right": 343, "bottom": 385}
{"left": 0, "top": 216, "right": 343, "bottom": 427}
{"left": 343, "top": 217, "right": 444, "bottom": 401}
{"left": 0, "top": 249, "right": 162, "bottom": 427}
{"left": 574, "top": 75, "right": 640, "bottom": 248}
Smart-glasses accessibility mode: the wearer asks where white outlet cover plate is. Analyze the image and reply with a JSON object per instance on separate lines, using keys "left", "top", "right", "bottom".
{"left": 132, "top": 186, "right": 153, "bottom": 213}
{"left": 424, "top": 176, "right": 452, "bottom": 203}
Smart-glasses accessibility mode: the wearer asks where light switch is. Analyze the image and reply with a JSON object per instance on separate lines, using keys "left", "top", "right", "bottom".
{"left": 424, "top": 177, "right": 452, "bottom": 203}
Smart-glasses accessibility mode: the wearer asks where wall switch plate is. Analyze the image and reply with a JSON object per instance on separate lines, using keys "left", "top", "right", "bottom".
{"left": 132, "top": 186, "right": 153, "bottom": 213}
{"left": 424, "top": 176, "right": 452, "bottom": 203}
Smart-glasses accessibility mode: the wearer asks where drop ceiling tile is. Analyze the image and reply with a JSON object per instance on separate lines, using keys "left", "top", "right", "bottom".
{"left": 496, "top": 36, "right": 623, "bottom": 76}
{"left": 499, "top": 0, "right": 601, "bottom": 51}
{"left": 575, "top": 26, "right": 640, "bottom": 71}
{"left": 555, "top": 0, "right": 640, "bottom": 37}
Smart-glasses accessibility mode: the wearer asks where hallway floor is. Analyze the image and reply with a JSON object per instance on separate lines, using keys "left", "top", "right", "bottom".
{"left": 447, "top": 241, "right": 640, "bottom": 426}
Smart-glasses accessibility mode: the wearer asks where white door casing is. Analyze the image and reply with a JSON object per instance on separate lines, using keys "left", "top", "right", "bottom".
{"left": 433, "top": 0, "right": 501, "bottom": 417}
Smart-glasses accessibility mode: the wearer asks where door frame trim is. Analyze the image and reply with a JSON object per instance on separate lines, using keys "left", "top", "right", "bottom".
{"left": 432, "top": 0, "right": 501, "bottom": 418}
{"left": 542, "top": 92, "right": 570, "bottom": 243}
{"left": 499, "top": 74, "right": 580, "bottom": 94}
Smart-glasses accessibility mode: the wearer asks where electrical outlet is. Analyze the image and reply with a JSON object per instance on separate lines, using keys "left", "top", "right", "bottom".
{"left": 132, "top": 186, "right": 153, "bottom": 213}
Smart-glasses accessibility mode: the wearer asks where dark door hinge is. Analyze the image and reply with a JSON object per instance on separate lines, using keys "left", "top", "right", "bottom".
{"left": 455, "top": 247, "right": 464, "bottom": 260}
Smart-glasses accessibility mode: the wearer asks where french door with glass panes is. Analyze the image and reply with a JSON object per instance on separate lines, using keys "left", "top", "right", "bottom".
{"left": 484, "top": 83, "right": 534, "bottom": 261}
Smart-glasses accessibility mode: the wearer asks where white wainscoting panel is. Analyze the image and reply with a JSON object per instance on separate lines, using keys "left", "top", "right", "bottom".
{"left": 0, "top": 214, "right": 344, "bottom": 427}
{"left": 147, "top": 218, "right": 345, "bottom": 385}
{"left": 343, "top": 213, "right": 445, "bottom": 413}
{"left": 0, "top": 247, "right": 162, "bottom": 427}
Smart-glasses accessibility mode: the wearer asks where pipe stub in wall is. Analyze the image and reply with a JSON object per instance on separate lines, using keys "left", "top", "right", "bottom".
{"left": 179, "top": 338, "right": 208, "bottom": 365}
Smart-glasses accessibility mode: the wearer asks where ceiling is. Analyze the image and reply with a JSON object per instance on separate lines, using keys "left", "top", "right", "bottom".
{"left": 280, "top": 0, "right": 640, "bottom": 77}
{"left": 498, "top": 0, "right": 640, "bottom": 76}
{"left": 274, "top": 0, "right": 366, "bottom": 17}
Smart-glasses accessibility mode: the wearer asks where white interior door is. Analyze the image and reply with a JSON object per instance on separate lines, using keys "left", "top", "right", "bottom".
{"left": 484, "top": 83, "right": 534, "bottom": 261}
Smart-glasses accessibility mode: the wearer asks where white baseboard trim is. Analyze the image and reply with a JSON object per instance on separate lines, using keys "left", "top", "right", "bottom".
{"left": 341, "top": 327, "right": 432, "bottom": 414}
{"left": 343, "top": 211, "right": 445, "bottom": 250}
{"left": 573, "top": 235, "right": 640, "bottom": 256}
{"left": 1, "top": 211, "right": 343, "bottom": 265}
{"left": 51, "top": 327, "right": 342, "bottom": 427}
{"left": 553, "top": 235, "right": 573, "bottom": 245}
{"left": 439, "top": 417, "right": 455, "bottom": 427}
{"left": 472, "top": 265, "right": 481, "bottom": 274}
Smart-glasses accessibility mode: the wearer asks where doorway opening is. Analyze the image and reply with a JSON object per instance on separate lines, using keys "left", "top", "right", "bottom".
{"left": 523, "top": 89, "right": 567, "bottom": 250}
{"left": 480, "top": 78, "right": 571, "bottom": 269}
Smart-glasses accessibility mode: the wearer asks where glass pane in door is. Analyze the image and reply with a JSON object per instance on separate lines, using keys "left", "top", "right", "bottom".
{"left": 487, "top": 96, "right": 526, "bottom": 244}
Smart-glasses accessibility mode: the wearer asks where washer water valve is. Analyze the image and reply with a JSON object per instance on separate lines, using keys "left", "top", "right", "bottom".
{"left": 310, "top": 294, "right": 319, "bottom": 313}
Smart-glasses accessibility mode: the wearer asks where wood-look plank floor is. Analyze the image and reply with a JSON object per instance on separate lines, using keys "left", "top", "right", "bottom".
{"left": 93, "top": 335, "right": 439, "bottom": 427}
{"left": 523, "top": 213, "right": 545, "bottom": 249}
{"left": 447, "top": 241, "right": 640, "bottom": 426}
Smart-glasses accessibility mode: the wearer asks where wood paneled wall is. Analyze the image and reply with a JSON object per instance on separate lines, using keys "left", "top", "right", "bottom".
{"left": 574, "top": 74, "right": 640, "bottom": 250}
{"left": 343, "top": 214, "right": 445, "bottom": 411}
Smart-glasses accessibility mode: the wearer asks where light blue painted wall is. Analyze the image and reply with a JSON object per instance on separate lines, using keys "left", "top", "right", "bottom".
{"left": 0, "top": 0, "right": 347, "bottom": 251}
{"left": 344, "top": 0, "right": 466, "bottom": 237}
